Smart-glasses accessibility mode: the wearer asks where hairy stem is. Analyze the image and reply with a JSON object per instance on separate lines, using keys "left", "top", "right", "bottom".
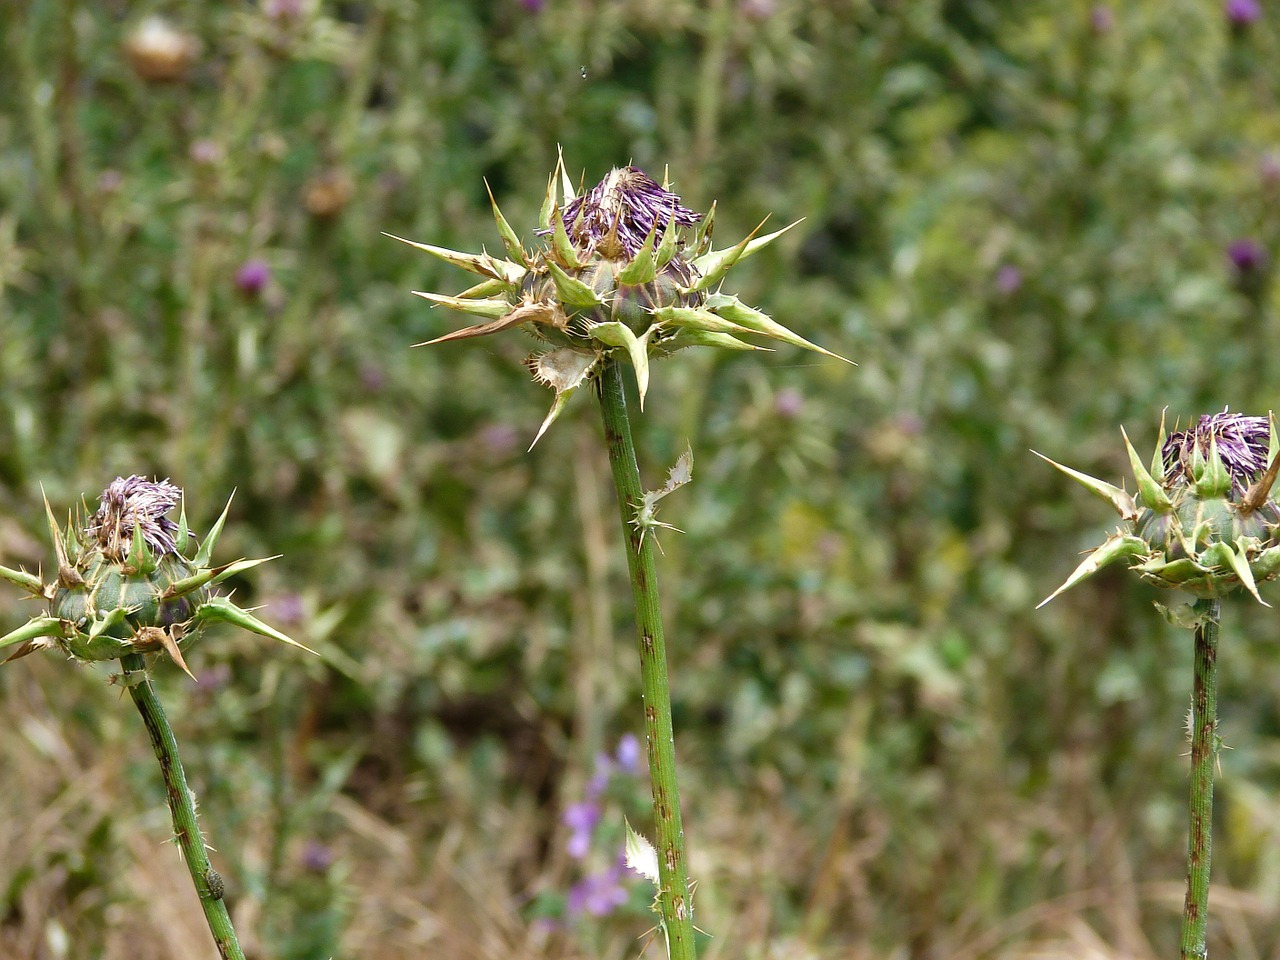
{"left": 120, "top": 653, "right": 245, "bottom": 960}
{"left": 1180, "top": 598, "right": 1221, "bottom": 960}
{"left": 596, "top": 358, "right": 698, "bottom": 960}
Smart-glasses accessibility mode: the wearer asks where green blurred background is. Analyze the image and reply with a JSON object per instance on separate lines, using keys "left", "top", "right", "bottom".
{"left": 4, "top": 1, "right": 1280, "bottom": 958}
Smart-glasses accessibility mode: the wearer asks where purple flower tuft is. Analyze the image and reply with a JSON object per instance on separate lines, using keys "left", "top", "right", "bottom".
{"left": 1090, "top": 6, "right": 1114, "bottom": 33}
{"left": 1227, "top": 238, "right": 1266, "bottom": 275}
{"left": 1162, "top": 410, "right": 1272, "bottom": 492}
{"left": 519, "top": 0, "right": 545, "bottom": 11}
{"left": 996, "top": 264, "right": 1023, "bottom": 295}
{"left": 564, "top": 800, "right": 601, "bottom": 859}
{"left": 235, "top": 258, "right": 272, "bottom": 297}
{"left": 547, "top": 167, "right": 702, "bottom": 260}
{"left": 567, "top": 861, "right": 629, "bottom": 917}
{"left": 774, "top": 387, "right": 804, "bottom": 419}
{"left": 1225, "top": 0, "right": 1262, "bottom": 24}
{"left": 615, "top": 733, "right": 641, "bottom": 774}
{"left": 86, "top": 476, "right": 182, "bottom": 560}
{"left": 300, "top": 840, "right": 334, "bottom": 873}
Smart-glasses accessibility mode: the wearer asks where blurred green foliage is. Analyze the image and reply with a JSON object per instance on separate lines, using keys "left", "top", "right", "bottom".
{"left": 4, "top": 1, "right": 1280, "bottom": 958}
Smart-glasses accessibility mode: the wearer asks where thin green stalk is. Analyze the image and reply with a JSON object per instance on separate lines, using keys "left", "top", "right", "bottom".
{"left": 596, "top": 358, "right": 697, "bottom": 960}
{"left": 120, "top": 653, "right": 246, "bottom": 960}
{"left": 1180, "top": 598, "right": 1220, "bottom": 960}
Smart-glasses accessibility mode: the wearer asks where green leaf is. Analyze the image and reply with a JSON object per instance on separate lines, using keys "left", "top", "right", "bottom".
{"left": 484, "top": 180, "right": 526, "bottom": 264}
{"left": 588, "top": 322, "right": 652, "bottom": 408}
{"left": 1122, "top": 426, "right": 1172, "bottom": 512}
{"left": 0, "top": 616, "right": 64, "bottom": 654}
{"left": 617, "top": 222, "right": 659, "bottom": 285}
{"left": 194, "top": 595, "right": 318, "bottom": 656}
{"left": 691, "top": 219, "right": 802, "bottom": 285}
{"left": 550, "top": 204, "right": 583, "bottom": 270}
{"left": 0, "top": 564, "right": 45, "bottom": 596}
{"left": 383, "top": 233, "right": 525, "bottom": 282}
{"left": 194, "top": 494, "right": 235, "bottom": 568}
{"left": 411, "top": 291, "right": 515, "bottom": 320}
{"left": 705, "top": 293, "right": 853, "bottom": 363}
{"left": 1037, "top": 533, "right": 1148, "bottom": 608}
{"left": 545, "top": 261, "right": 603, "bottom": 309}
{"left": 1031, "top": 451, "right": 1138, "bottom": 521}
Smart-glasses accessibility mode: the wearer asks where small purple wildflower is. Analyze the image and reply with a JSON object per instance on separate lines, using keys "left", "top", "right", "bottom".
{"left": 996, "top": 264, "right": 1022, "bottom": 295}
{"left": 1260, "top": 152, "right": 1280, "bottom": 187}
{"left": 1090, "top": 6, "right": 1114, "bottom": 33}
{"left": 518, "top": 0, "right": 545, "bottom": 11}
{"left": 86, "top": 476, "right": 182, "bottom": 560}
{"left": 774, "top": 387, "right": 804, "bottom": 419}
{"left": 262, "top": 0, "right": 303, "bottom": 21}
{"left": 189, "top": 139, "right": 223, "bottom": 166}
{"left": 567, "top": 859, "right": 629, "bottom": 917}
{"left": 270, "top": 592, "right": 305, "bottom": 626}
{"left": 563, "top": 800, "right": 601, "bottom": 860}
{"left": 1227, "top": 238, "right": 1266, "bottom": 275}
{"left": 1162, "top": 410, "right": 1271, "bottom": 492}
{"left": 235, "top": 258, "right": 272, "bottom": 297}
{"left": 1225, "top": 0, "right": 1262, "bottom": 25}
{"left": 300, "top": 840, "right": 334, "bottom": 873}
{"left": 546, "top": 167, "right": 702, "bottom": 260}
{"left": 739, "top": 0, "right": 776, "bottom": 20}
{"left": 479, "top": 423, "right": 520, "bottom": 457}
{"left": 615, "top": 733, "right": 641, "bottom": 774}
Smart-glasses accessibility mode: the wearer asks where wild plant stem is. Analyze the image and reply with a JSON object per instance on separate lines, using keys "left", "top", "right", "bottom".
{"left": 120, "top": 653, "right": 246, "bottom": 960}
{"left": 596, "top": 358, "right": 698, "bottom": 960}
{"left": 1180, "top": 598, "right": 1220, "bottom": 960}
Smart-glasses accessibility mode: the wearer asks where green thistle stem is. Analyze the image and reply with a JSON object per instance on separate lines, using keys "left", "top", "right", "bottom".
{"left": 596, "top": 358, "right": 698, "bottom": 960}
{"left": 1180, "top": 598, "right": 1220, "bottom": 960}
{"left": 120, "top": 653, "right": 246, "bottom": 960}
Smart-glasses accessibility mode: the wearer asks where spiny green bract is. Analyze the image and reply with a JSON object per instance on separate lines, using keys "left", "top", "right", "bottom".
{"left": 388, "top": 152, "right": 852, "bottom": 447}
{"left": 0, "top": 476, "right": 313, "bottom": 677}
{"left": 1037, "top": 412, "right": 1280, "bottom": 606}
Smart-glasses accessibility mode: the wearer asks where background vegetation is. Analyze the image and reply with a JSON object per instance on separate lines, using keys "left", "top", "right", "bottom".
{"left": 3, "top": 1, "right": 1280, "bottom": 958}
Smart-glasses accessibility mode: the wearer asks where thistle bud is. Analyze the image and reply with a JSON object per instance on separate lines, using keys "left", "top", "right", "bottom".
{"left": 1037, "top": 411, "right": 1280, "bottom": 607}
{"left": 0, "top": 477, "right": 313, "bottom": 677}
{"left": 389, "top": 152, "right": 851, "bottom": 445}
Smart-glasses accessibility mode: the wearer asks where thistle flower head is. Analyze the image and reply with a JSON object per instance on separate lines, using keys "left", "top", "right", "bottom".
{"left": 390, "top": 152, "right": 851, "bottom": 445}
{"left": 550, "top": 166, "right": 702, "bottom": 261}
{"left": 86, "top": 475, "right": 182, "bottom": 560}
{"left": 1037, "top": 411, "right": 1280, "bottom": 607}
{"left": 0, "top": 476, "right": 314, "bottom": 677}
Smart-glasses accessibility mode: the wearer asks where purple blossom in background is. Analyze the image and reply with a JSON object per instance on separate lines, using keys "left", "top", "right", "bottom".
{"left": 995, "top": 264, "right": 1022, "bottom": 295}
{"left": 1225, "top": 0, "right": 1262, "bottom": 25}
{"left": 567, "top": 858, "right": 629, "bottom": 916}
{"left": 774, "top": 387, "right": 804, "bottom": 419}
{"left": 519, "top": 0, "right": 545, "bottom": 13}
{"left": 563, "top": 800, "right": 601, "bottom": 859}
{"left": 235, "top": 258, "right": 272, "bottom": 297}
{"left": 1090, "top": 6, "right": 1113, "bottom": 33}
{"left": 1227, "top": 238, "right": 1266, "bottom": 275}
{"left": 300, "top": 840, "right": 334, "bottom": 873}
{"left": 615, "top": 733, "right": 641, "bottom": 774}
{"left": 1260, "top": 152, "right": 1280, "bottom": 187}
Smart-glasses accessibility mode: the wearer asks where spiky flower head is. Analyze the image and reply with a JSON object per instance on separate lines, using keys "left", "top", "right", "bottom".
{"left": 1037, "top": 411, "right": 1280, "bottom": 607}
{"left": 389, "top": 152, "right": 851, "bottom": 446}
{"left": 0, "top": 476, "right": 313, "bottom": 678}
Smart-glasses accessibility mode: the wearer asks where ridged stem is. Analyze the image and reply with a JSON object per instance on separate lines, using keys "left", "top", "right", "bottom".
{"left": 596, "top": 358, "right": 698, "bottom": 960}
{"left": 1179, "top": 598, "right": 1221, "bottom": 960}
{"left": 120, "top": 653, "right": 245, "bottom": 960}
